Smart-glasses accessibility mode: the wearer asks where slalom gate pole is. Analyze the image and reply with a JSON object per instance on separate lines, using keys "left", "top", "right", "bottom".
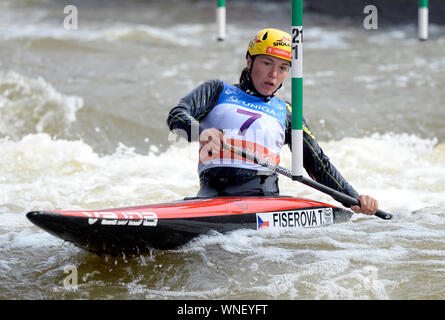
{"left": 291, "top": 0, "right": 304, "bottom": 180}
{"left": 216, "top": 0, "right": 226, "bottom": 41}
{"left": 418, "top": 0, "right": 429, "bottom": 40}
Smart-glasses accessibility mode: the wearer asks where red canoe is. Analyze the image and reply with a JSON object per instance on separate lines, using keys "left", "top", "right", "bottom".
{"left": 26, "top": 196, "right": 352, "bottom": 254}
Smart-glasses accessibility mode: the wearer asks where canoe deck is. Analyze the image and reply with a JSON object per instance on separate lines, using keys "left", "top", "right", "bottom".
{"left": 26, "top": 196, "right": 353, "bottom": 254}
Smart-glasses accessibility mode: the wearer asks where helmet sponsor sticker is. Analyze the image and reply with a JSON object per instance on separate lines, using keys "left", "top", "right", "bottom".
{"left": 274, "top": 35, "right": 291, "bottom": 47}
{"left": 266, "top": 46, "right": 291, "bottom": 61}
{"left": 256, "top": 208, "right": 333, "bottom": 230}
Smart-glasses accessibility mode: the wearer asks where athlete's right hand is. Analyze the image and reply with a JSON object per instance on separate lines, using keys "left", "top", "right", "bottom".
{"left": 199, "top": 128, "right": 228, "bottom": 155}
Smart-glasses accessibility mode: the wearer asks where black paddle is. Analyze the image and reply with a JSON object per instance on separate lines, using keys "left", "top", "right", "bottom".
{"left": 222, "top": 142, "right": 393, "bottom": 220}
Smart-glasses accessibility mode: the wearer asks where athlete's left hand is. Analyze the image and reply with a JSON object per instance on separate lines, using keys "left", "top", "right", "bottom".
{"left": 351, "top": 195, "right": 378, "bottom": 215}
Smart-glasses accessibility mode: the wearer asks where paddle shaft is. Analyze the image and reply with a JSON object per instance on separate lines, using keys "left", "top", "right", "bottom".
{"left": 223, "top": 143, "right": 392, "bottom": 220}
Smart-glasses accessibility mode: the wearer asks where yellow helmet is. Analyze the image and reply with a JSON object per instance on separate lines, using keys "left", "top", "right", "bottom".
{"left": 247, "top": 28, "right": 292, "bottom": 62}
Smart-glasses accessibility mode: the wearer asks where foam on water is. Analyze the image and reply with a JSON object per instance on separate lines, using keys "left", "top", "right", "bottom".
{"left": 2, "top": 132, "right": 442, "bottom": 215}
{"left": 279, "top": 133, "right": 445, "bottom": 214}
{"left": 304, "top": 27, "right": 351, "bottom": 50}
{"left": 1, "top": 132, "right": 444, "bottom": 298}
{"left": 0, "top": 71, "right": 83, "bottom": 139}
{"left": 0, "top": 134, "right": 199, "bottom": 218}
{"left": 97, "top": 24, "right": 208, "bottom": 47}
{"left": 0, "top": 16, "right": 214, "bottom": 48}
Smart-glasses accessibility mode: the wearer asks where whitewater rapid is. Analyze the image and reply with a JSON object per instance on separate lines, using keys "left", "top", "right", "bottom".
{"left": 1, "top": 0, "right": 445, "bottom": 300}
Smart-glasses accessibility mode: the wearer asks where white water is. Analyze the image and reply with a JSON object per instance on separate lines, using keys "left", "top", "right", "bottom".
{"left": 1, "top": 131, "right": 445, "bottom": 299}
{"left": 1, "top": 0, "right": 445, "bottom": 300}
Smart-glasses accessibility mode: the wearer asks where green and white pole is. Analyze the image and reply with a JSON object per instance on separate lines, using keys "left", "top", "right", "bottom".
{"left": 291, "top": 0, "right": 303, "bottom": 180}
{"left": 418, "top": 0, "right": 429, "bottom": 40}
{"left": 216, "top": 0, "right": 226, "bottom": 41}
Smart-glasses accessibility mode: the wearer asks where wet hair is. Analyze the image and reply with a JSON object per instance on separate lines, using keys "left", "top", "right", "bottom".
{"left": 239, "top": 53, "right": 255, "bottom": 83}
{"left": 239, "top": 67, "right": 249, "bottom": 83}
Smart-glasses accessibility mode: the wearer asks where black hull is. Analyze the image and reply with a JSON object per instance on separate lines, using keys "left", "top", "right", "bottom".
{"left": 26, "top": 206, "right": 352, "bottom": 254}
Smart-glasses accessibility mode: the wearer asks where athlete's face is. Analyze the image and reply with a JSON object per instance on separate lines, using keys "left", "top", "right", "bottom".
{"left": 247, "top": 55, "right": 290, "bottom": 96}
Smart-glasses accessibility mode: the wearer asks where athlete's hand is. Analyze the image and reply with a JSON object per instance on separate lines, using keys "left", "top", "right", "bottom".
{"left": 351, "top": 195, "right": 378, "bottom": 215}
{"left": 199, "top": 128, "right": 228, "bottom": 155}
